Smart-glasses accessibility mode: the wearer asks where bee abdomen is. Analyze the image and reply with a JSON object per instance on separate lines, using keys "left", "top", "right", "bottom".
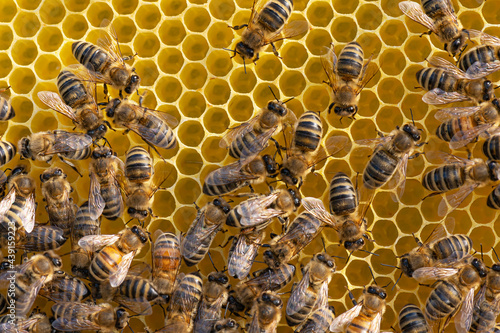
{"left": 294, "top": 111, "right": 322, "bottom": 152}
{"left": 417, "top": 68, "right": 456, "bottom": 92}
{"left": 119, "top": 276, "right": 159, "bottom": 302}
{"left": 487, "top": 185, "right": 500, "bottom": 209}
{"left": 337, "top": 42, "right": 364, "bottom": 80}
{"left": 363, "top": 149, "right": 398, "bottom": 189}
{"left": 101, "top": 184, "right": 124, "bottom": 220}
{"left": 57, "top": 70, "right": 89, "bottom": 108}
{"left": 181, "top": 226, "right": 221, "bottom": 266}
{"left": 399, "top": 304, "right": 428, "bottom": 333}
{"left": 425, "top": 280, "right": 462, "bottom": 321}
{"left": 346, "top": 313, "right": 372, "bottom": 333}
{"left": 433, "top": 234, "right": 472, "bottom": 260}
{"left": 459, "top": 45, "right": 497, "bottom": 72}
{"left": 258, "top": 0, "right": 293, "bottom": 32}
{"left": 295, "top": 306, "right": 335, "bottom": 333}
{"left": 229, "top": 131, "right": 259, "bottom": 159}
{"left": 18, "top": 225, "right": 67, "bottom": 251}
{"left": 0, "top": 141, "right": 16, "bottom": 166}
{"left": 329, "top": 172, "right": 357, "bottom": 216}
{"left": 72, "top": 202, "right": 100, "bottom": 241}
{"left": 125, "top": 146, "right": 152, "bottom": 182}
{"left": 286, "top": 289, "right": 316, "bottom": 326}
{"left": 421, "top": 0, "right": 447, "bottom": 17}
{"left": 422, "top": 165, "right": 465, "bottom": 192}
{"left": 436, "top": 117, "right": 475, "bottom": 142}
{"left": 0, "top": 97, "right": 14, "bottom": 121}
{"left": 61, "top": 146, "right": 92, "bottom": 160}
{"left": 72, "top": 41, "right": 109, "bottom": 73}
{"left": 483, "top": 135, "right": 500, "bottom": 160}
{"left": 89, "top": 247, "right": 122, "bottom": 282}
{"left": 470, "top": 300, "right": 497, "bottom": 332}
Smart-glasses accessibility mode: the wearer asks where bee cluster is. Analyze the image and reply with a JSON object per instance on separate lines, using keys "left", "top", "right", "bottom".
{"left": 2, "top": 0, "right": 500, "bottom": 332}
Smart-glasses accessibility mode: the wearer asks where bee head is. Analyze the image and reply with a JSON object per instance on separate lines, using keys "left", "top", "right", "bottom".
{"left": 105, "top": 98, "right": 122, "bottom": 118}
{"left": 316, "top": 253, "right": 336, "bottom": 269}
{"left": 267, "top": 101, "right": 287, "bottom": 117}
{"left": 260, "top": 292, "right": 282, "bottom": 307}
{"left": 18, "top": 137, "right": 31, "bottom": 159}
{"left": 488, "top": 160, "right": 500, "bottom": 181}
{"left": 333, "top": 105, "right": 357, "bottom": 117}
{"left": 130, "top": 225, "right": 149, "bottom": 243}
{"left": 114, "top": 308, "right": 129, "bottom": 330}
{"left": 402, "top": 123, "right": 421, "bottom": 142}
{"left": 235, "top": 42, "right": 254, "bottom": 60}
{"left": 125, "top": 72, "right": 140, "bottom": 95}
{"left": 128, "top": 207, "right": 149, "bottom": 220}
{"left": 446, "top": 32, "right": 467, "bottom": 57}
{"left": 399, "top": 255, "right": 414, "bottom": 277}
{"left": 280, "top": 167, "right": 298, "bottom": 186}
{"left": 87, "top": 124, "right": 108, "bottom": 140}
{"left": 213, "top": 198, "right": 231, "bottom": 214}
{"left": 471, "top": 258, "right": 488, "bottom": 278}
{"left": 43, "top": 251, "right": 62, "bottom": 269}
{"left": 482, "top": 80, "right": 494, "bottom": 102}
{"left": 11, "top": 165, "right": 28, "bottom": 176}
{"left": 343, "top": 237, "right": 365, "bottom": 251}
{"left": 287, "top": 187, "right": 302, "bottom": 207}
{"left": 262, "top": 155, "right": 278, "bottom": 177}
{"left": 366, "top": 285, "right": 387, "bottom": 299}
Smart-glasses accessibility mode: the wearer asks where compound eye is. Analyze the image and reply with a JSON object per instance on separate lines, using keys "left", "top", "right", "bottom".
{"left": 141, "top": 211, "right": 148, "bottom": 217}
{"left": 292, "top": 177, "right": 298, "bottom": 185}
{"left": 215, "top": 325, "right": 222, "bottom": 331}
{"left": 213, "top": 199, "right": 220, "bottom": 206}
{"left": 227, "top": 321, "right": 235, "bottom": 328}
{"left": 281, "top": 168, "right": 290, "bottom": 176}
{"left": 267, "top": 102, "right": 275, "bottom": 111}
{"left": 327, "top": 260, "right": 334, "bottom": 268}
{"left": 220, "top": 276, "right": 229, "bottom": 284}
{"left": 485, "top": 81, "right": 492, "bottom": 89}
{"left": 317, "top": 254, "right": 325, "bottom": 261}
{"left": 128, "top": 207, "right": 136, "bottom": 214}
{"left": 99, "top": 124, "right": 107, "bottom": 131}
{"left": 53, "top": 259, "right": 62, "bottom": 267}
{"left": 273, "top": 299, "right": 282, "bottom": 306}
{"left": 92, "top": 151, "right": 100, "bottom": 159}
{"left": 262, "top": 293, "right": 270, "bottom": 301}
{"left": 344, "top": 241, "right": 352, "bottom": 248}
{"left": 452, "top": 38, "right": 462, "bottom": 51}
{"left": 131, "top": 75, "right": 139, "bottom": 83}
{"left": 223, "top": 206, "right": 230, "bottom": 214}
{"left": 380, "top": 291, "right": 387, "bottom": 299}
{"left": 348, "top": 106, "right": 355, "bottom": 113}
{"left": 208, "top": 275, "right": 215, "bottom": 282}
{"left": 131, "top": 226, "right": 138, "bottom": 233}
{"left": 334, "top": 106, "right": 341, "bottom": 114}
{"left": 493, "top": 264, "right": 500, "bottom": 271}
{"left": 55, "top": 169, "right": 62, "bottom": 176}
{"left": 367, "top": 286, "right": 376, "bottom": 294}
{"left": 403, "top": 124, "right": 410, "bottom": 131}
{"left": 357, "top": 239, "right": 365, "bottom": 246}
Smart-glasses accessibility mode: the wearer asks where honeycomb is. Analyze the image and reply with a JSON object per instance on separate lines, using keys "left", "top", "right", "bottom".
{"left": 1, "top": 0, "right": 500, "bottom": 331}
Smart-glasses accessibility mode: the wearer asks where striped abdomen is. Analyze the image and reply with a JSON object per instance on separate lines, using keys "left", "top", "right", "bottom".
{"left": 470, "top": 299, "right": 498, "bottom": 332}
{"left": 181, "top": 218, "right": 222, "bottom": 266}
{"left": 153, "top": 232, "right": 181, "bottom": 296}
{"left": 42, "top": 275, "right": 90, "bottom": 302}
{"left": 0, "top": 96, "right": 15, "bottom": 121}
{"left": 483, "top": 135, "right": 500, "bottom": 160}
{"left": 125, "top": 146, "right": 152, "bottom": 183}
{"left": 417, "top": 68, "right": 458, "bottom": 92}
{"left": 119, "top": 276, "right": 159, "bottom": 302}
{"left": 228, "top": 229, "right": 263, "bottom": 279}
{"left": 72, "top": 202, "right": 100, "bottom": 241}
{"left": 12, "top": 276, "right": 34, "bottom": 316}
{"left": 168, "top": 273, "right": 203, "bottom": 326}
{"left": 286, "top": 283, "right": 320, "bottom": 326}
{"left": 487, "top": 185, "right": 500, "bottom": 209}
{"left": 72, "top": 41, "right": 110, "bottom": 74}
{"left": 101, "top": 181, "right": 123, "bottom": 220}
{"left": 436, "top": 117, "right": 476, "bottom": 142}
{"left": 399, "top": 304, "right": 429, "bottom": 333}
{"left": 229, "top": 130, "right": 260, "bottom": 159}
{"left": 422, "top": 165, "right": 465, "bottom": 192}
{"left": 46, "top": 199, "right": 77, "bottom": 237}
{"left": 0, "top": 294, "right": 5, "bottom": 315}
{"left": 337, "top": 42, "right": 364, "bottom": 80}
{"left": 60, "top": 146, "right": 92, "bottom": 160}
{"left": 140, "top": 113, "right": 177, "bottom": 149}
{"left": 421, "top": 0, "right": 449, "bottom": 19}
{"left": 0, "top": 141, "right": 16, "bottom": 166}
{"left": 89, "top": 245, "right": 123, "bottom": 282}
{"left": 329, "top": 172, "right": 358, "bottom": 216}
{"left": 57, "top": 70, "right": 90, "bottom": 108}
{"left": 425, "top": 280, "right": 463, "bottom": 321}
{"left": 16, "top": 225, "right": 67, "bottom": 252}
{"left": 432, "top": 234, "right": 472, "bottom": 261}
{"left": 459, "top": 45, "right": 498, "bottom": 72}
{"left": 346, "top": 312, "right": 376, "bottom": 333}
{"left": 257, "top": 0, "right": 293, "bottom": 33}
{"left": 363, "top": 148, "right": 399, "bottom": 189}
{"left": 1, "top": 196, "right": 28, "bottom": 233}
{"left": 203, "top": 166, "right": 245, "bottom": 196}
{"left": 296, "top": 306, "right": 335, "bottom": 333}
{"left": 293, "top": 111, "right": 322, "bottom": 153}
{"left": 267, "top": 264, "right": 296, "bottom": 290}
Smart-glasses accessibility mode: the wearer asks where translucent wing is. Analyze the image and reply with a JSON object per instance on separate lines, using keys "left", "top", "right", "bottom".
{"left": 437, "top": 183, "right": 478, "bottom": 217}
{"left": 424, "top": 151, "right": 471, "bottom": 165}
{"left": 37, "top": 92, "right": 78, "bottom": 123}
{"left": 422, "top": 89, "right": 470, "bottom": 105}
{"left": 368, "top": 312, "right": 382, "bottom": 333}
{"left": 387, "top": 153, "right": 409, "bottom": 201}
{"left": 52, "top": 316, "right": 102, "bottom": 331}
{"left": 0, "top": 187, "right": 15, "bottom": 220}
{"left": 146, "top": 108, "right": 179, "bottom": 128}
{"left": 45, "top": 131, "right": 93, "bottom": 155}
{"left": 247, "top": 312, "right": 261, "bottom": 333}
{"left": 398, "top": 1, "right": 437, "bottom": 33}
{"left": 330, "top": 304, "right": 363, "bottom": 332}
{"left": 114, "top": 294, "right": 153, "bottom": 316}
{"left": 455, "top": 288, "right": 475, "bottom": 333}
{"left": 355, "top": 136, "right": 392, "bottom": 149}
{"left": 220, "top": 116, "right": 261, "bottom": 149}
{"left": 466, "top": 60, "right": 500, "bottom": 79}
{"left": 233, "top": 192, "right": 282, "bottom": 227}
{"left": 286, "top": 269, "right": 311, "bottom": 316}
{"left": 20, "top": 193, "right": 35, "bottom": 233}
{"left": 267, "top": 20, "right": 310, "bottom": 44}
{"left": 356, "top": 57, "right": 378, "bottom": 92}
{"left": 427, "top": 57, "right": 467, "bottom": 79}
{"left": 321, "top": 45, "right": 338, "bottom": 91}
{"left": 450, "top": 124, "right": 493, "bottom": 149}
{"left": 325, "top": 136, "right": 350, "bottom": 155}
{"left": 481, "top": 32, "right": 500, "bottom": 46}
{"left": 16, "top": 275, "right": 47, "bottom": 318}
{"left": 422, "top": 224, "right": 448, "bottom": 246}
{"left": 473, "top": 283, "right": 486, "bottom": 310}
{"left": 78, "top": 234, "right": 120, "bottom": 252}
{"left": 301, "top": 197, "right": 338, "bottom": 228}
{"left": 88, "top": 171, "right": 105, "bottom": 220}
{"left": 127, "top": 121, "right": 178, "bottom": 150}
{"left": 412, "top": 267, "right": 458, "bottom": 283}
{"left": 110, "top": 250, "right": 136, "bottom": 287}
{"left": 97, "top": 19, "right": 124, "bottom": 65}
{"left": 204, "top": 160, "right": 258, "bottom": 186}
{"left": 248, "top": 0, "right": 267, "bottom": 29}
{"left": 434, "top": 106, "right": 481, "bottom": 122}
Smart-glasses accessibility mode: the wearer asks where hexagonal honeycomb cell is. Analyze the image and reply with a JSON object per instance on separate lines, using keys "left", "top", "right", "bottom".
{"left": 2, "top": 0, "right": 500, "bottom": 332}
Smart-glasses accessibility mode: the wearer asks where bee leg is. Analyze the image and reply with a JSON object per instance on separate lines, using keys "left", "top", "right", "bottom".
{"left": 219, "top": 235, "right": 234, "bottom": 248}
{"left": 327, "top": 103, "right": 334, "bottom": 114}
{"left": 228, "top": 24, "right": 248, "bottom": 30}
{"left": 58, "top": 157, "right": 83, "bottom": 177}
{"left": 416, "top": 141, "right": 427, "bottom": 147}
{"left": 104, "top": 120, "right": 115, "bottom": 132}
{"left": 422, "top": 192, "right": 441, "bottom": 200}
{"left": 193, "top": 201, "right": 200, "bottom": 210}
{"left": 346, "top": 287, "right": 358, "bottom": 306}
{"left": 248, "top": 184, "right": 255, "bottom": 193}
{"left": 253, "top": 53, "right": 260, "bottom": 65}
{"left": 408, "top": 152, "right": 423, "bottom": 160}
{"left": 419, "top": 30, "right": 432, "bottom": 37}
{"left": 270, "top": 43, "right": 282, "bottom": 59}
{"left": 119, "top": 90, "right": 124, "bottom": 100}
{"left": 103, "top": 84, "right": 109, "bottom": 100}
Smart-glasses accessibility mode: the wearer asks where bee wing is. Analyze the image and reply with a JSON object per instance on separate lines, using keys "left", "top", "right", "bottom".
{"left": 44, "top": 132, "right": 93, "bottom": 155}
{"left": 423, "top": 224, "right": 448, "bottom": 246}
{"left": 16, "top": 275, "right": 47, "bottom": 318}
{"left": 301, "top": 197, "right": 338, "bottom": 228}
{"left": 20, "top": 193, "right": 35, "bottom": 233}
{"left": 247, "top": 312, "right": 261, "bottom": 333}
{"left": 109, "top": 250, "right": 136, "bottom": 288}
{"left": 438, "top": 183, "right": 478, "bottom": 217}
{"left": 330, "top": 303, "right": 363, "bottom": 332}
{"left": 286, "top": 269, "right": 311, "bottom": 316}
{"left": 325, "top": 136, "right": 350, "bottom": 155}
{"left": 88, "top": 171, "right": 105, "bottom": 220}
{"left": 97, "top": 19, "right": 125, "bottom": 66}
{"left": 37, "top": 91, "right": 79, "bottom": 123}
{"left": 465, "top": 60, "right": 500, "bottom": 79}
{"left": 480, "top": 32, "right": 500, "bottom": 46}
{"left": 321, "top": 45, "right": 338, "bottom": 88}
{"left": 427, "top": 56, "right": 467, "bottom": 78}
{"left": 0, "top": 322, "right": 20, "bottom": 333}
{"left": 219, "top": 116, "right": 260, "bottom": 149}
{"left": 355, "top": 136, "right": 392, "bottom": 149}
{"left": 449, "top": 123, "right": 493, "bottom": 149}
{"left": 473, "top": 283, "right": 486, "bottom": 310}
{"left": 146, "top": 108, "right": 179, "bottom": 128}
{"left": 398, "top": 1, "right": 437, "bottom": 33}
{"left": 424, "top": 151, "right": 470, "bottom": 165}
{"left": 78, "top": 234, "right": 120, "bottom": 252}
{"left": 357, "top": 57, "right": 379, "bottom": 92}
{"left": 205, "top": 161, "right": 257, "bottom": 187}
{"left": 434, "top": 106, "right": 481, "bottom": 122}
{"left": 0, "top": 187, "right": 15, "bottom": 220}
{"left": 422, "top": 88, "right": 470, "bottom": 105}
{"left": 267, "top": 20, "right": 310, "bottom": 44}
{"left": 455, "top": 288, "right": 475, "bottom": 333}
{"left": 234, "top": 192, "right": 282, "bottom": 227}
{"left": 52, "top": 317, "right": 102, "bottom": 332}
{"left": 114, "top": 294, "right": 153, "bottom": 315}
{"left": 386, "top": 153, "right": 409, "bottom": 201}
{"left": 368, "top": 312, "right": 382, "bottom": 333}
{"left": 126, "top": 120, "right": 177, "bottom": 150}
{"left": 412, "top": 267, "right": 459, "bottom": 283}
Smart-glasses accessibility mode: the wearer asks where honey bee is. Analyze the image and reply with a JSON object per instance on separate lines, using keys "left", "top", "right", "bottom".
{"left": 152, "top": 230, "right": 181, "bottom": 303}
{"left": 15, "top": 225, "right": 67, "bottom": 252}
{"left": 89, "top": 146, "right": 124, "bottom": 220}
{"left": 70, "top": 201, "right": 101, "bottom": 279}
{"left": 0, "top": 87, "right": 15, "bottom": 121}
{"left": 105, "top": 97, "right": 178, "bottom": 150}
{"left": 213, "top": 318, "right": 241, "bottom": 333}
{"left": 193, "top": 272, "right": 230, "bottom": 333}
{"left": 18, "top": 130, "right": 93, "bottom": 175}
{"left": 247, "top": 291, "right": 283, "bottom": 333}
{"left": 483, "top": 133, "right": 500, "bottom": 161}
{"left": 398, "top": 0, "right": 477, "bottom": 57}
{"left": 286, "top": 253, "right": 335, "bottom": 327}
{"left": 37, "top": 68, "right": 107, "bottom": 140}
{"left": 0, "top": 165, "right": 36, "bottom": 238}
{"left": 225, "top": 187, "right": 301, "bottom": 230}
{"left": 322, "top": 42, "right": 377, "bottom": 120}
{"left": 0, "top": 251, "right": 62, "bottom": 318}
{"left": 78, "top": 225, "right": 149, "bottom": 287}
{"left": 0, "top": 140, "right": 16, "bottom": 167}
{"left": 399, "top": 225, "right": 472, "bottom": 279}
{"left": 203, "top": 154, "right": 278, "bottom": 196}
{"left": 220, "top": 90, "right": 296, "bottom": 161}
{"left": 423, "top": 256, "right": 487, "bottom": 331}
{"left": 459, "top": 32, "right": 500, "bottom": 72}
{"left": 181, "top": 198, "right": 231, "bottom": 267}
{"left": 162, "top": 272, "right": 203, "bottom": 333}
{"left": 422, "top": 152, "right": 500, "bottom": 217}
{"left": 40, "top": 168, "right": 77, "bottom": 237}
{"left": 398, "top": 304, "right": 430, "bottom": 333}
{"left": 228, "top": 0, "right": 308, "bottom": 65}
{"left": 295, "top": 304, "right": 336, "bottom": 333}
{"left": 227, "top": 226, "right": 265, "bottom": 279}
{"left": 360, "top": 120, "right": 423, "bottom": 197}
{"left": 229, "top": 263, "right": 295, "bottom": 312}
{"left": 72, "top": 20, "right": 140, "bottom": 97}
{"left": 263, "top": 212, "right": 323, "bottom": 269}
{"left": 329, "top": 284, "right": 387, "bottom": 333}
{"left": 280, "top": 111, "right": 348, "bottom": 187}
{"left": 0, "top": 313, "right": 51, "bottom": 333}
{"left": 39, "top": 270, "right": 90, "bottom": 303}
{"left": 416, "top": 56, "right": 498, "bottom": 105}
{"left": 469, "top": 260, "right": 500, "bottom": 332}
{"left": 52, "top": 302, "right": 129, "bottom": 332}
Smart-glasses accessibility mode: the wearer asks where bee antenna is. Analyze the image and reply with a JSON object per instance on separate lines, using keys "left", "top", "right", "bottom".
{"left": 380, "top": 263, "right": 400, "bottom": 270}
{"left": 346, "top": 251, "right": 353, "bottom": 263}
{"left": 368, "top": 265, "right": 377, "bottom": 285}
{"left": 480, "top": 244, "right": 484, "bottom": 262}
{"left": 283, "top": 96, "right": 295, "bottom": 104}
{"left": 243, "top": 58, "right": 247, "bottom": 74}
{"left": 268, "top": 85, "right": 279, "bottom": 102}
{"left": 381, "top": 281, "right": 392, "bottom": 289}
{"left": 59, "top": 250, "right": 77, "bottom": 257}
{"left": 125, "top": 218, "right": 134, "bottom": 226}
{"left": 358, "top": 249, "right": 379, "bottom": 256}
{"left": 409, "top": 108, "right": 415, "bottom": 126}
{"left": 493, "top": 247, "right": 500, "bottom": 262}
{"left": 321, "top": 236, "right": 327, "bottom": 252}
{"left": 207, "top": 251, "right": 219, "bottom": 272}
{"left": 391, "top": 271, "right": 403, "bottom": 291}
{"left": 332, "top": 255, "right": 346, "bottom": 260}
